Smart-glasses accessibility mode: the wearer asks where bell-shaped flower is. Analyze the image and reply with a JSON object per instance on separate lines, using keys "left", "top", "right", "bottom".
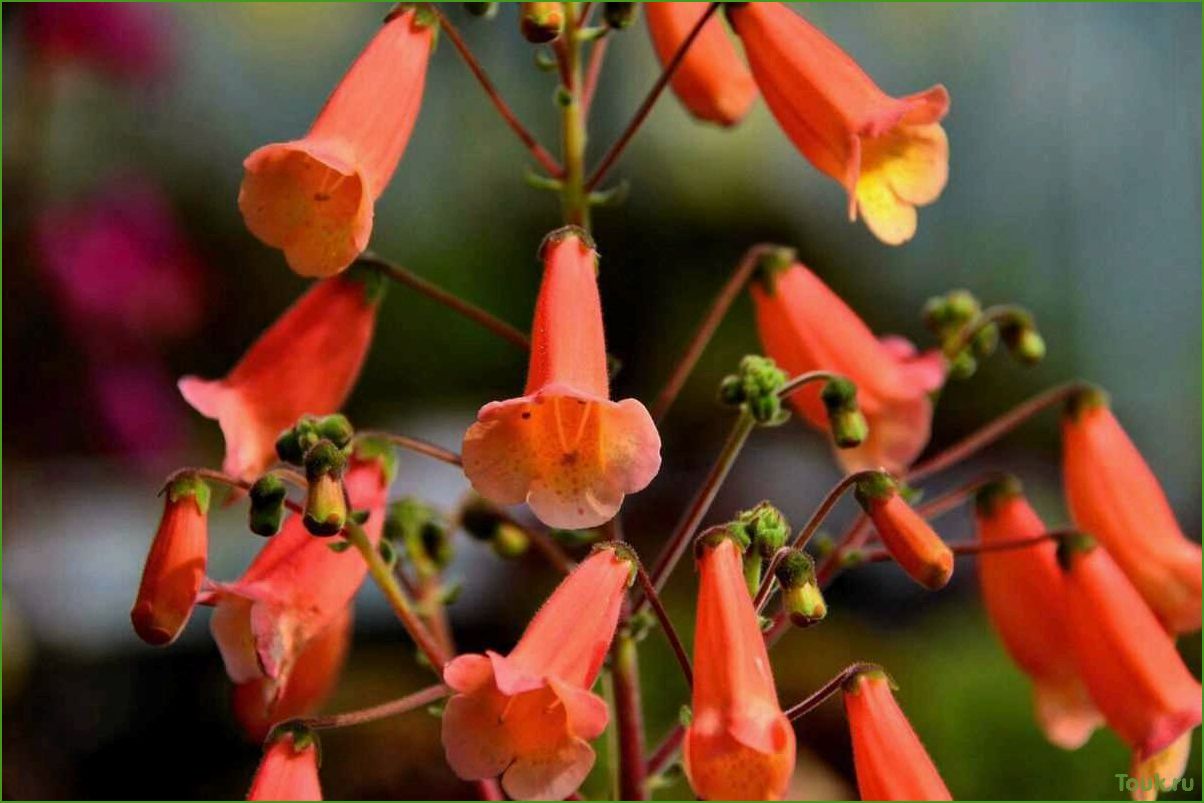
{"left": 1058, "top": 534, "right": 1201, "bottom": 761}
{"left": 975, "top": 476, "right": 1101, "bottom": 749}
{"left": 204, "top": 453, "right": 388, "bottom": 701}
{"left": 233, "top": 606, "right": 353, "bottom": 742}
{"left": 239, "top": 9, "right": 435, "bottom": 277}
{"left": 440, "top": 545, "right": 634, "bottom": 801}
{"left": 684, "top": 534, "right": 796, "bottom": 801}
{"left": 729, "top": 3, "right": 949, "bottom": 245}
{"left": 855, "top": 473, "right": 953, "bottom": 590}
{"left": 645, "top": 3, "right": 757, "bottom": 126}
{"left": 130, "top": 473, "right": 210, "bottom": 646}
{"left": 842, "top": 668, "right": 952, "bottom": 801}
{"left": 247, "top": 727, "right": 323, "bottom": 802}
{"left": 462, "top": 228, "right": 661, "bottom": 529}
{"left": 751, "top": 259, "right": 945, "bottom": 474}
{"left": 179, "top": 273, "right": 379, "bottom": 481}
{"left": 1062, "top": 386, "right": 1202, "bottom": 634}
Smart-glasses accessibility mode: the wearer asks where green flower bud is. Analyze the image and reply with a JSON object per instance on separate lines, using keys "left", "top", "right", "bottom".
{"left": 520, "top": 2, "right": 564, "bottom": 43}
{"left": 316, "top": 414, "right": 354, "bottom": 448}
{"left": 775, "top": 550, "right": 826, "bottom": 626}
{"left": 304, "top": 473, "right": 347, "bottom": 536}
{"left": 463, "top": 2, "right": 497, "bottom": 18}
{"left": 948, "top": 349, "right": 978, "bottom": 380}
{"left": 821, "top": 378, "right": 868, "bottom": 448}
{"left": 492, "top": 522, "right": 530, "bottom": 559}
{"left": 248, "top": 473, "right": 288, "bottom": 537}
{"left": 719, "top": 355, "right": 790, "bottom": 426}
{"left": 603, "top": 2, "right": 638, "bottom": 29}
{"left": 737, "top": 501, "right": 791, "bottom": 560}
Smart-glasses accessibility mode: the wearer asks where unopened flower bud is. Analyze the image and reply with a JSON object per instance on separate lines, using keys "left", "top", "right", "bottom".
{"left": 719, "top": 355, "right": 790, "bottom": 426}
{"left": 304, "top": 440, "right": 349, "bottom": 536}
{"left": 520, "top": 2, "right": 564, "bottom": 43}
{"left": 971, "top": 323, "right": 999, "bottom": 359}
{"left": 604, "top": 2, "right": 638, "bottom": 29}
{"left": 248, "top": 473, "right": 288, "bottom": 536}
{"left": 738, "top": 501, "right": 790, "bottom": 559}
{"left": 855, "top": 473, "right": 953, "bottom": 590}
{"left": 386, "top": 498, "right": 453, "bottom": 577}
{"left": 948, "top": 349, "right": 978, "bottom": 381}
{"left": 1002, "top": 320, "right": 1045, "bottom": 365}
{"left": 821, "top": 378, "right": 868, "bottom": 448}
{"left": 275, "top": 416, "right": 322, "bottom": 465}
{"left": 493, "top": 522, "right": 530, "bottom": 559}
{"left": 776, "top": 550, "right": 826, "bottom": 626}
{"left": 316, "top": 414, "right": 354, "bottom": 448}
{"left": 751, "top": 245, "right": 797, "bottom": 294}
{"left": 464, "top": 2, "right": 497, "bottom": 18}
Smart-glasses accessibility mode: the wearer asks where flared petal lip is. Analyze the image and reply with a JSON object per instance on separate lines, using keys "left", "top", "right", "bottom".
{"left": 243, "top": 137, "right": 359, "bottom": 181}
{"left": 475, "top": 382, "right": 605, "bottom": 422}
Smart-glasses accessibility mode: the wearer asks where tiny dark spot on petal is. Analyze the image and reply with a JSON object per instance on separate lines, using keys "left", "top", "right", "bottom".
{"left": 521, "top": 412, "right": 532, "bottom": 420}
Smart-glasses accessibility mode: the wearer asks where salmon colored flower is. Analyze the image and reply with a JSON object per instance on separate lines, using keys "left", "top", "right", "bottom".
{"left": 645, "top": 3, "right": 757, "bottom": 126}
{"left": 130, "top": 473, "right": 210, "bottom": 646}
{"left": 441, "top": 546, "right": 633, "bottom": 801}
{"left": 233, "top": 606, "right": 353, "bottom": 742}
{"left": 974, "top": 476, "right": 1101, "bottom": 749}
{"left": 204, "top": 454, "right": 388, "bottom": 701}
{"left": 1058, "top": 534, "right": 1201, "bottom": 760}
{"left": 751, "top": 259, "right": 945, "bottom": 474}
{"left": 461, "top": 228, "right": 661, "bottom": 529}
{"left": 239, "top": 9, "right": 434, "bottom": 277}
{"left": 179, "top": 273, "right": 379, "bottom": 481}
{"left": 684, "top": 535, "right": 796, "bottom": 801}
{"left": 247, "top": 728, "right": 322, "bottom": 802}
{"left": 1062, "top": 386, "right": 1202, "bottom": 634}
{"left": 855, "top": 473, "right": 953, "bottom": 590}
{"left": 729, "top": 3, "right": 950, "bottom": 245}
{"left": 843, "top": 669, "right": 951, "bottom": 801}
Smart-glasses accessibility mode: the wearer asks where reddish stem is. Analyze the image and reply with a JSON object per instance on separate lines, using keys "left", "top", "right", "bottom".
{"left": 582, "top": 34, "right": 609, "bottom": 117}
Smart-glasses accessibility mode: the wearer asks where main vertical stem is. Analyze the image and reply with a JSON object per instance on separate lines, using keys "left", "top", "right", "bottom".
{"left": 612, "top": 627, "right": 648, "bottom": 800}
{"left": 560, "top": 3, "right": 590, "bottom": 230}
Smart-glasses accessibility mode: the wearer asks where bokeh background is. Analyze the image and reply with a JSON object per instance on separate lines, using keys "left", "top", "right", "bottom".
{"left": 3, "top": 2, "right": 1201, "bottom": 800}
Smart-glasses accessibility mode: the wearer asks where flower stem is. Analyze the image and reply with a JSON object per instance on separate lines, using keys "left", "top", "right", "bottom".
{"left": 358, "top": 253, "right": 530, "bottom": 350}
{"left": 581, "top": 34, "right": 609, "bottom": 118}
{"left": 356, "top": 431, "right": 463, "bottom": 467}
{"left": 295, "top": 683, "right": 449, "bottom": 730}
{"left": 633, "top": 556, "right": 693, "bottom": 687}
{"left": 646, "top": 726, "right": 686, "bottom": 777}
{"left": 906, "top": 381, "right": 1091, "bottom": 484}
{"left": 650, "top": 244, "right": 769, "bottom": 424}
{"left": 345, "top": 521, "right": 449, "bottom": 672}
{"left": 559, "top": 3, "right": 590, "bottom": 229}
{"left": 784, "top": 662, "right": 882, "bottom": 722}
{"left": 857, "top": 529, "right": 1069, "bottom": 564}
{"left": 587, "top": 2, "right": 721, "bottom": 191}
{"left": 612, "top": 628, "right": 648, "bottom": 801}
{"left": 639, "top": 410, "right": 757, "bottom": 610}
{"left": 428, "top": 4, "right": 563, "bottom": 177}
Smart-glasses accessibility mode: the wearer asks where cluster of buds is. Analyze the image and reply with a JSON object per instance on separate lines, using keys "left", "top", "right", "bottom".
{"left": 728, "top": 500, "right": 790, "bottom": 593}
{"left": 923, "top": 289, "right": 1045, "bottom": 378}
{"left": 718, "top": 354, "right": 790, "bottom": 426}
{"left": 273, "top": 414, "right": 356, "bottom": 537}
{"left": 457, "top": 493, "right": 531, "bottom": 559}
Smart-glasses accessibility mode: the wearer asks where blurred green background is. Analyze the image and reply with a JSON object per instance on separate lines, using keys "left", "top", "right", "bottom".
{"left": 2, "top": 3, "right": 1200, "bottom": 800}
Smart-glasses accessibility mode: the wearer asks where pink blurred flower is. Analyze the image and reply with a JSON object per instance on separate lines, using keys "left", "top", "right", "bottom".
{"left": 23, "top": 2, "right": 171, "bottom": 82}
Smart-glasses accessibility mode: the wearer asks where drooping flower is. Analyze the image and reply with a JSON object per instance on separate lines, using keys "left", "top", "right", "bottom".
{"left": 1062, "top": 386, "right": 1202, "bottom": 634}
{"left": 684, "top": 534, "right": 795, "bottom": 801}
{"left": 178, "top": 273, "right": 379, "bottom": 481}
{"left": 130, "top": 473, "right": 210, "bottom": 646}
{"left": 842, "top": 668, "right": 952, "bottom": 801}
{"left": 751, "top": 258, "right": 945, "bottom": 474}
{"left": 728, "top": 2, "right": 950, "bottom": 245}
{"left": 247, "top": 728, "right": 323, "bottom": 802}
{"left": 645, "top": 3, "right": 757, "bottom": 126}
{"left": 974, "top": 476, "right": 1101, "bottom": 749}
{"left": 461, "top": 228, "right": 661, "bottom": 529}
{"left": 1129, "top": 732, "right": 1194, "bottom": 802}
{"left": 441, "top": 545, "right": 634, "bottom": 801}
{"left": 855, "top": 473, "right": 953, "bottom": 590}
{"left": 1058, "top": 534, "right": 1201, "bottom": 761}
{"left": 233, "top": 606, "right": 353, "bottom": 743}
{"left": 239, "top": 8, "right": 435, "bottom": 277}
{"left": 204, "top": 453, "right": 388, "bottom": 700}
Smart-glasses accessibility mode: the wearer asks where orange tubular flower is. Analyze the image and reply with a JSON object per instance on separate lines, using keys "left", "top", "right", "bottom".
{"left": 1059, "top": 535, "right": 1201, "bottom": 761}
{"left": 130, "top": 473, "right": 210, "bottom": 646}
{"left": 855, "top": 473, "right": 953, "bottom": 590}
{"left": 239, "top": 9, "right": 434, "bottom": 277}
{"left": 233, "top": 606, "right": 353, "bottom": 742}
{"left": 461, "top": 228, "right": 661, "bottom": 529}
{"left": 441, "top": 546, "right": 634, "bottom": 801}
{"left": 1062, "top": 387, "right": 1202, "bottom": 634}
{"left": 645, "top": 3, "right": 757, "bottom": 126}
{"left": 179, "top": 273, "right": 378, "bottom": 481}
{"left": 751, "top": 259, "right": 945, "bottom": 474}
{"left": 247, "top": 729, "right": 322, "bottom": 802}
{"left": 974, "top": 476, "right": 1101, "bottom": 749}
{"left": 205, "top": 453, "right": 388, "bottom": 700}
{"left": 684, "top": 535, "right": 796, "bottom": 801}
{"left": 729, "top": 3, "right": 949, "bottom": 245}
{"left": 843, "top": 669, "right": 952, "bottom": 801}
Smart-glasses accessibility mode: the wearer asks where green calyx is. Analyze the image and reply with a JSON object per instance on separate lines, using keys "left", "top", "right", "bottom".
{"left": 592, "top": 540, "right": 640, "bottom": 587}
{"left": 265, "top": 721, "right": 321, "bottom": 763}
{"left": 165, "top": 473, "right": 212, "bottom": 514}
{"left": 694, "top": 523, "right": 751, "bottom": 559}
{"left": 973, "top": 474, "right": 1024, "bottom": 518}
{"left": 821, "top": 378, "right": 868, "bottom": 448}
{"left": 539, "top": 224, "right": 596, "bottom": 258}
{"left": 249, "top": 473, "right": 288, "bottom": 537}
{"left": 735, "top": 501, "right": 791, "bottom": 559}
{"left": 1063, "top": 383, "right": 1110, "bottom": 422}
{"left": 1055, "top": 531, "right": 1098, "bottom": 571}
{"left": 841, "top": 664, "right": 896, "bottom": 694}
{"left": 750, "top": 245, "right": 797, "bottom": 295}
{"left": 718, "top": 355, "right": 790, "bottom": 426}
{"left": 853, "top": 471, "right": 898, "bottom": 508}
{"left": 603, "top": 2, "right": 638, "bottom": 29}
{"left": 774, "top": 549, "right": 816, "bottom": 589}
{"left": 305, "top": 440, "right": 348, "bottom": 481}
